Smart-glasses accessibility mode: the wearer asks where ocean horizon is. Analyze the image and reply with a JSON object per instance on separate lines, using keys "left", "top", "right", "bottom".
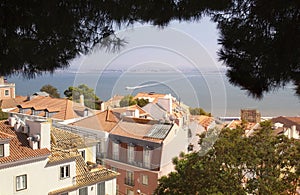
{"left": 8, "top": 70, "right": 300, "bottom": 117}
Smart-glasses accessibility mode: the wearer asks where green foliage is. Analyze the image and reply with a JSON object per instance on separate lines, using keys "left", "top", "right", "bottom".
{"left": 0, "top": 1, "right": 299, "bottom": 98}
{"left": 40, "top": 84, "right": 60, "bottom": 98}
{"left": 136, "top": 98, "right": 149, "bottom": 107}
{"left": 119, "top": 95, "right": 149, "bottom": 107}
{"left": 155, "top": 123, "right": 300, "bottom": 194}
{"left": 119, "top": 95, "right": 137, "bottom": 107}
{"left": 64, "top": 84, "right": 100, "bottom": 109}
{"left": 0, "top": 108, "right": 8, "bottom": 120}
{"left": 189, "top": 107, "right": 211, "bottom": 116}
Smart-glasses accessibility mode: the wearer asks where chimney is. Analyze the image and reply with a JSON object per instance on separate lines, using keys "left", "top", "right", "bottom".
{"left": 80, "top": 94, "right": 84, "bottom": 106}
{"left": 8, "top": 116, "right": 16, "bottom": 127}
{"left": 26, "top": 119, "right": 51, "bottom": 150}
{"left": 291, "top": 125, "right": 297, "bottom": 139}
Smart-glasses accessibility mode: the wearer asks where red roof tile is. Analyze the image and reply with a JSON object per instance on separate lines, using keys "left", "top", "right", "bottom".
{"left": 0, "top": 121, "right": 51, "bottom": 165}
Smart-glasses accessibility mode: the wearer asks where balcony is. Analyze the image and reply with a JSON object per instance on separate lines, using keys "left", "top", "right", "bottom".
{"left": 124, "top": 178, "right": 134, "bottom": 186}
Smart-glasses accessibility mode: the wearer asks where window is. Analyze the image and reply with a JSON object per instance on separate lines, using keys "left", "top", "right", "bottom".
{"left": 111, "top": 166, "right": 118, "bottom": 172}
{"left": 4, "top": 89, "right": 9, "bottom": 96}
{"left": 142, "top": 175, "right": 149, "bottom": 185}
{"left": 127, "top": 145, "right": 134, "bottom": 164}
{"left": 126, "top": 189, "right": 134, "bottom": 195}
{"left": 125, "top": 171, "right": 134, "bottom": 186}
{"left": 79, "top": 150, "right": 85, "bottom": 161}
{"left": 60, "top": 165, "right": 70, "bottom": 179}
{"left": 97, "top": 182, "right": 105, "bottom": 195}
{"left": 79, "top": 187, "right": 88, "bottom": 195}
{"left": 112, "top": 142, "right": 119, "bottom": 160}
{"left": 0, "top": 144, "right": 4, "bottom": 157}
{"left": 16, "top": 175, "right": 27, "bottom": 191}
{"left": 143, "top": 148, "right": 151, "bottom": 168}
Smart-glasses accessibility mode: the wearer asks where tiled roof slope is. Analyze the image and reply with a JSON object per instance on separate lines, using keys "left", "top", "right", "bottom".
{"left": 0, "top": 120, "right": 51, "bottom": 165}
{"left": 10, "top": 96, "right": 95, "bottom": 120}
{"left": 48, "top": 126, "right": 118, "bottom": 195}
{"left": 191, "top": 115, "right": 214, "bottom": 130}
{"left": 110, "top": 121, "right": 172, "bottom": 143}
{"left": 0, "top": 96, "right": 27, "bottom": 109}
{"left": 71, "top": 110, "right": 119, "bottom": 132}
{"left": 112, "top": 104, "right": 149, "bottom": 116}
{"left": 272, "top": 116, "right": 300, "bottom": 130}
{"left": 134, "top": 92, "right": 166, "bottom": 103}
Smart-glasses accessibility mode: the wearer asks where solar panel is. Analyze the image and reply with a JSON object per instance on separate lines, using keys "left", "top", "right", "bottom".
{"left": 145, "top": 124, "right": 172, "bottom": 139}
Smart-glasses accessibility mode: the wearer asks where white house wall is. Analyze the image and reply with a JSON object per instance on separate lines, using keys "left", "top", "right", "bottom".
{"left": 159, "top": 124, "right": 189, "bottom": 178}
{"left": 0, "top": 159, "right": 76, "bottom": 195}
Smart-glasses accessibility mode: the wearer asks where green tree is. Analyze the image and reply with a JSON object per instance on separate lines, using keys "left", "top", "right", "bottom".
{"left": 40, "top": 84, "right": 60, "bottom": 98}
{"left": 0, "top": 1, "right": 299, "bottom": 97}
{"left": 136, "top": 98, "right": 149, "bottom": 107}
{"left": 64, "top": 84, "right": 100, "bottom": 109}
{"left": 189, "top": 107, "right": 211, "bottom": 116}
{"left": 0, "top": 108, "right": 8, "bottom": 120}
{"left": 155, "top": 123, "right": 300, "bottom": 194}
{"left": 119, "top": 95, "right": 137, "bottom": 107}
{"left": 119, "top": 95, "right": 149, "bottom": 107}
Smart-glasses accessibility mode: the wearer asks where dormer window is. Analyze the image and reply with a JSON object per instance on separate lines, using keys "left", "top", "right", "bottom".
{"left": 0, "top": 144, "right": 4, "bottom": 157}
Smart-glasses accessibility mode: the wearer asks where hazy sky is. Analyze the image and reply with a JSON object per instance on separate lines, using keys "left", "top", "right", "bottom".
{"left": 70, "top": 17, "right": 223, "bottom": 73}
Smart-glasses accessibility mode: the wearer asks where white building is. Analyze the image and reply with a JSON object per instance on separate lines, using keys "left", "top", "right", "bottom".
{"left": 0, "top": 116, "right": 118, "bottom": 195}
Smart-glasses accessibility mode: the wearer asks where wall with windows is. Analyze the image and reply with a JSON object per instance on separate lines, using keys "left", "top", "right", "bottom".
{"left": 106, "top": 163, "right": 158, "bottom": 195}
{"left": 0, "top": 86, "right": 15, "bottom": 99}
{"left": 0, "top": 158, "right": 76, "bottom": 194}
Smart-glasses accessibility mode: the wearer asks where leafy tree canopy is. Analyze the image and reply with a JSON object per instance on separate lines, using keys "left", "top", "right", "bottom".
{"left": 40, "top": 84, "right": 60, "bottom": 98}
{"left": 1, "top": 0, "right": 299, "bottom": 97}
{"left": 120, "top": 95, "right": 137, "bottom": 107}
{"left": 64, "top": 84, "right": 100, "bottom": 109}
{"left": 0, "top": 108, "right": 8, "bottom": 120}
{"left": 155, "top": 122, "right": 300, "bottom": 194}
{"left": 119, "top": 95, "right": 149, "bottom": 107}
{"left": 189, "top": 107, "right": 211, "bottom": 116}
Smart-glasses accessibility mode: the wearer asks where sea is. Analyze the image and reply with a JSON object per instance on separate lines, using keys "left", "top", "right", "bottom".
{"left": 8, "top": 70, "right": 300, "bottom": 118}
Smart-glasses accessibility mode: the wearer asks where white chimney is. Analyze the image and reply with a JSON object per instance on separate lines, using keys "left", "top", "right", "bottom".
{"left": 80, "top": 94, "right": 84, "bottom": 106}
{"left": 291, "top": 125, "right": 297, "bottom": 139}
{"left": 26, "top": 119, "right": 51, "bottom": 150}
{"left": 9, "top": 117, "right": 16, "bottom": 127}
{"left": 134, "top": 109, "right": 140, "bottom": 118}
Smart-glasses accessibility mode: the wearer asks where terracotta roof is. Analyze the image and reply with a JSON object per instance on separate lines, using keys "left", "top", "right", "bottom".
{"left": 271, "top": 116, "right": 300, "bottom": 130}
{"left": 112, "top": 104, "right": 148, "bottom": 116}
{"left": 48, "top": 155, "right": 118, "bottom": 195}
{"left": 70, "top": 110, "right": 119, "bottom": 132}
{"left": 0, "top": 96, "right": 27, "bottom": 109}
{"left": 191, "top": 115, "right": 214, "bottom": 130}
{"left": 226, "top": 120, "right": 258, "bottom": 130}
{"left": 0, "top": 120, "right": 51, "bottom": 165}
{"left": 51, "top": 128, "right": 87, "bottom": 150}
{"left": 10, "top": 96, "right": 95, "bottom": 120}
{"left": 48, "top": 128, "right": 118, "bottom": 195}
{"left": 110, "top": 121, "right": 168, "bottom": 143}
{"left": 106, "top": 95, "right": 124, "bottom": 102}
{"left": 134, "top": 92, "right": 167, "bottom": 103}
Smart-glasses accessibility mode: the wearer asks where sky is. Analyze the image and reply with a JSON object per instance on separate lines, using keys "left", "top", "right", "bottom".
{"left": 70, "top": 17, "right": 224, "bottom": 73}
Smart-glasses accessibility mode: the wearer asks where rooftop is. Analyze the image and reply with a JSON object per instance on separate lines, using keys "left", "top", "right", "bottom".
{"left": 70, "top": 110, "right": 119, "bottom": 132}
{"left": 271, "top": 116, "right": 300, "bottom": 132}
{"left": 48, "top": 125, "right": 118, "bottom": 195}
{"left": 110, "top": 120, "right": 172, "bottom": 143}
{"left": 10, "top": 96, "right": 95, "bottom": 120}
{"left": 0, "top": 120, "right": 51, "bottom": 165}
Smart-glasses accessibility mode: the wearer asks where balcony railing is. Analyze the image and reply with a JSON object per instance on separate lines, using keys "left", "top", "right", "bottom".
{"left": 106, "top": 156, "right": 160, "bottom": 170}
{"left": 124, "top": 178, "right": 134, "bottom": 186}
